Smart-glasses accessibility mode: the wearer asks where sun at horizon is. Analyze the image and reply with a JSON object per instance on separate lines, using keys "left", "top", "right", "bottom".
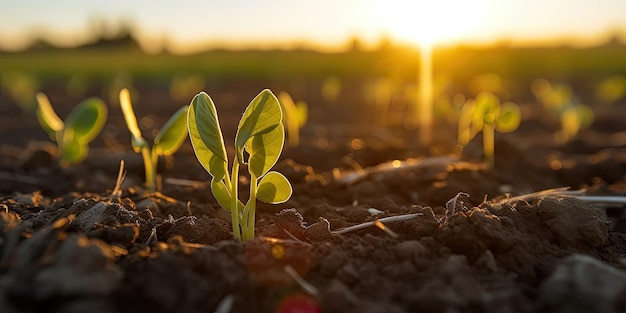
{"left": 373, "top": 0, "right": 495, "bottom": 48}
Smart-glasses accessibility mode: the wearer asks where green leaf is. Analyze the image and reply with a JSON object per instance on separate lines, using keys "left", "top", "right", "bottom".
{"left": 496, "top": 102, "right": 521, "bottom": 133}
{"left": 248, "top": 123, "right": 284, "bottom": 177}
{"left": 131, "top": 136, "right": 148, "bottom": 154}
{"left": 60, "top": 129, "right": 88, "bottom": 163}
{"left": 210, "top": 179, "right": 245, "bottom": 212}
{"left": 187, "top": 92, "right": 228, "bottom": 180}
{"left": 211, "top": 179, "right": 232, "bottom": 211}
{"left": 64, "top": 97, "right": 108, "bottom": 144}
{"left": 235, "top": 89, "right": 282, "bottom": 162}
{"left": 155, "top": 105, "right": 188, "bottom": 155}
{"left": 473, "top": 92, "right": 499, "bottom": 128}
{"left": 257, "top": 171, "right": 292, "bottom": 204}
{"left": 35, "top": 92, "right": 64, "bottom": 139}
{"left": 63, "top": 142, "right": 88, "bottom": 163}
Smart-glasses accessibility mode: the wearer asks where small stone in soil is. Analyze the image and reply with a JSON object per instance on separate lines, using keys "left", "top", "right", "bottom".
{"left": 537, "top": 254, "right": 626, "bottom": 313}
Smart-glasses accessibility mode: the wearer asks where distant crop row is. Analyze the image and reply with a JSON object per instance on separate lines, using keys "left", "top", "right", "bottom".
{"left": 2, "top": 45, "right": 626, "bottom": 82}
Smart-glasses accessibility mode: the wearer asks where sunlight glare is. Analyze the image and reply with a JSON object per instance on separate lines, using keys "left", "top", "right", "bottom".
{"left": 372, "top": 0, "right": 494, "bottom": 144}
{"left": 378, "top": 0, "right": 489, "bottom": 47}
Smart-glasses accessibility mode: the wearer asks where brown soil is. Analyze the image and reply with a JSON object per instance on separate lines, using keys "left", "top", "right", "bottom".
{"left": 0, "top": 83, "right": 625, "bottom": 313}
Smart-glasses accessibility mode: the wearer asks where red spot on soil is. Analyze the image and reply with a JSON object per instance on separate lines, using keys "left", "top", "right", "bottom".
{"left": 276, "top": 293, "right": 321, "bottom": 313}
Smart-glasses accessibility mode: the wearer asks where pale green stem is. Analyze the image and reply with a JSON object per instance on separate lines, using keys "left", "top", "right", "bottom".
{"left": 56, "top": 131, "right": 70, "bottom": 167}
{"left": 224, "top": 165, "right": 232, "bottom": 191}
{"left": 142, "top": 147, "right": 156, "bottom": 191}
{"left": 151, "top": 148, "right": 159, "bottom": 189}
{"left": 230, "top": 160, "right": 241, "bottom": 240}
{"left": 483, "top": 124, "right": 495, "bottom": 167}
{"left": 242, "top": 172, "right": 258, "bottom": 241}
{"left": 55, "top": 130, "right": 64, "bottom": 157}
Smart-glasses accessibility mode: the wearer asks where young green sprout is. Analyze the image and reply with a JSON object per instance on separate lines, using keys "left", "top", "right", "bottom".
{"left": 119, "top": 88, "right": 189, "bottom": 191}
{"left": 278, "top": 92, "right": 308, "bottom": 147}
{"left": 531, "top": 79, "right": 574, "bottom": 115}
{"left": 188, "top": 89, "right": 292, "bottom": 241}
{"left": 457, "top": 92, "right": 521, "bottom": 167}
{"left": 35, "top": 92, "right": 107, "bottom": 165}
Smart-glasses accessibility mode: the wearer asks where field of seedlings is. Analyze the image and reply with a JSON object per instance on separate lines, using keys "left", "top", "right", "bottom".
{"left": 0, "top": 43, "right": 625, "bottom": 313}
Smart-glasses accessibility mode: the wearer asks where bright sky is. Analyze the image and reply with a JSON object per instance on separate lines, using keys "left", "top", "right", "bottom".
{"left": 1, "top": 0, "right": 625, "bottom": 53}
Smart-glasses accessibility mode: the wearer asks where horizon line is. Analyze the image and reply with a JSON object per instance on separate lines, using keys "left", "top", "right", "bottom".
{"left": 1, "top": 28, "right": 624, "bottom": 55}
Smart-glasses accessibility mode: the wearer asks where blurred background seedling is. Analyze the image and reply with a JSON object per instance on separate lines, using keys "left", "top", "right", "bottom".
{"left": 595, "top": 75, "right": 626, "bottom": 103}
{"left": 432, "top": 76, "right": 460, "bottom": 124}
{"left": 169, "top": 73, "right": 206, "bottom": 103}
{"left": 119, "top": 88, "right": 188, "bottom": 191}
{"left": 2, "top": 72, "right": 40, "bottom": 112}
{"left": 278, "top": 91, "right": 308, "bottom": 147}
{"left": 457, "top": 92, "right": 521, "bottom": 167}
{"left": 556, "top": 104, "right": 594, "bottom": 144}
{"left": 106, "top": 72, "right": 135, "bottom": 108}
{"left": 35, "top": 92, "right": 108, "bottom": 165}
{"left": 65, "top": 74, "right": 90, "bottom": 100}
{"left": 457, "top": 98, "right": 477, "bottom": 147}
{"left": 531, "top": 79, "right": 575, "bottom": 116}
{"left": 400, "top": 76, "right": 458, "bottom": 127}
{"left": 531, "top": 78, "right": 594, "bottom": 143}
{"left": 321, "top": 76, "right": 342, "bottom": 103}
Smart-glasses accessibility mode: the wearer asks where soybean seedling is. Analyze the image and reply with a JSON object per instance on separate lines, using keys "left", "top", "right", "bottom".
{"left": 119, "top": 88, "right": 189, "bottom": 191}
{"left": 457, "top": 92, "right": 521, "bottom": 167}
{"left": 321, "top": 76, "right": 341, "bottom": 102}
{"left": 35, "top": 92, "right": 107, "bottom": 165}
{"left": 530, "top": 79, "right": 594, "bottom": 143}
{"left": 278, "top": 92, "right": 308, "bottom": 147}
{"left": 188, "top": 89, "right": 292, "bottom": 241}
{"left": 3, "top": 72, "right": 39, "bottom": 111}
{"left": 595, "top": 75, "right": 626, "bottom": 103}
{"left": 556, "top": 104, "right": 594, "bottom": 143}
